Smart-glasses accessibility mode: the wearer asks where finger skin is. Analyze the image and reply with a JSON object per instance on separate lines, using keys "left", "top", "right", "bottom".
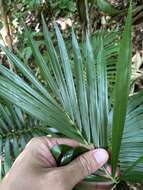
{"left": 0, "top": 137, "right": 109, "bottom": 190}
{"left": 57, "top": 149, "right": 109, "bottom": 188}
{"left": 0, "top": 137, "right": 82, "bottom": 190}
{"left": 24, "top": 137, "right": 81, "bottom": 167}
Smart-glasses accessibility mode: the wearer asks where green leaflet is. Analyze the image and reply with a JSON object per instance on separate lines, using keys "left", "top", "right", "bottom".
{"left": 51, "top": 144, "right": 88, "bottom": 166}
{"left": 72, "top": 29, "right": 90, "bottom": 142}
{"left": 85, "top": 35, "right": 99, "bottom": 145}
{"left": 12, "top": 136, "right": 21, "bottom": 158}
{"left": 96, "top": 0, "right": 120, "bottom": 16}
{"left": 96, "top": 38, "right": 108, "bottom": 148}
{"left": 4, "top": 138, "right": 12, "bottom": 174}
{"left": 111, "top": 4, "right": 132, "bottom": 176}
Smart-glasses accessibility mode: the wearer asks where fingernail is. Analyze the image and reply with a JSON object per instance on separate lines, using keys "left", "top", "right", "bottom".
{"left": 93, "top": 149, "right": 108, "bottom": 164}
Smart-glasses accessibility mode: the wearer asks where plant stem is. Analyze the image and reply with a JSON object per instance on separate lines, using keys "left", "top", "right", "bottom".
{"left": 0, "top": 0, "right": 14, "bottom": 70}
{"left": 103, "top": 167, "right": 118, "bottom": 184}
{"left": 77, "top": 129, "right": 89, "bottom": 145}
{"left": 85, "top": 0, "right": 90, "bottom": 36}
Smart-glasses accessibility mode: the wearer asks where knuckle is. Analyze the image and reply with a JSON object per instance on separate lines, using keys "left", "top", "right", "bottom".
{"left": 25, "top": 137, "right": 44, "bottom": 153}
{"left": 24, "top": 136, "right": 52, "bottom": 157}
{"left": 27, "top": 137, "right": 39, "bottom": 146}
{"left": 26, "top": 137, "right": 45, "bottom": 148}
{"left": 77, "top": 154, "right": 92, "bottom": 175}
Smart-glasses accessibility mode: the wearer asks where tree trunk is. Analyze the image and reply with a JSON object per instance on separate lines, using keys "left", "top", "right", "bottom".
{"left": 0, "top": 0, "right": 13, "bottom": 69}
{"left": 0, "top": 0, "right": 13, "bottom": 50}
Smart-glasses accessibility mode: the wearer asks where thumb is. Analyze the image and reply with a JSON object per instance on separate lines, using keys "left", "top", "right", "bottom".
{"left": 62, "top": 148, "right": 109, "bottom": 187}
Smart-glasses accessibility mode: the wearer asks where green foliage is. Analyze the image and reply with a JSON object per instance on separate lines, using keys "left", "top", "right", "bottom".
{"left": 112, "top": 4, "right": 132, "bottom": 176}
{"left": 119, "top": 90, "right": 143, "bottom": 175}
{"left": 0, "top": 24, "right": 119, "bottom": 182}
{"left": 51, "top": 0, "right": 76, "bottom": 13}
{"left": 0, "top": 102, "right": 49, "bottom": 179}
{"left": 96, "top": 0, "right": 120, "bottom": 16}
{"left": 51, "top": 145, "right": 88, "bottom": 166}
{"left": 0, "top": 4, "right": 143, "bottom": 188}
{"left": 4, "top": 0, "right": 45, "bottom": 11}
{"left": 25, "top": 0, "right": 45, "bottom": 9}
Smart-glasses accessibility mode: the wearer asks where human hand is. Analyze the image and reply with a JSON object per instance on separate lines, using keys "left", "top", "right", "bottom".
{"left": 0, "top": 137, "right": 108, "bottom": 190}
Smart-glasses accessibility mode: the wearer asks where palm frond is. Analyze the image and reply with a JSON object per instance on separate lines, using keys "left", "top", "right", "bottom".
{"left": 1, "top": 8, "right": 143, "bottom": 183}
{"left": 0, "top": 102, "right": 49, "bottom": 179}
{"left": 0, "top": 24, "right": 119, "bottom": 145}
{"left": 119, "top": 91, "right": 143, "bottom": 179}
{"left": 0, "top": 63, "right": 82, "bottom": 142}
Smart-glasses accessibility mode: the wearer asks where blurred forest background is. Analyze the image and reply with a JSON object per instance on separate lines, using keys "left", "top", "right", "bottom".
{"left": 0, "top": 0, "right": 143, "bottom": 189}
